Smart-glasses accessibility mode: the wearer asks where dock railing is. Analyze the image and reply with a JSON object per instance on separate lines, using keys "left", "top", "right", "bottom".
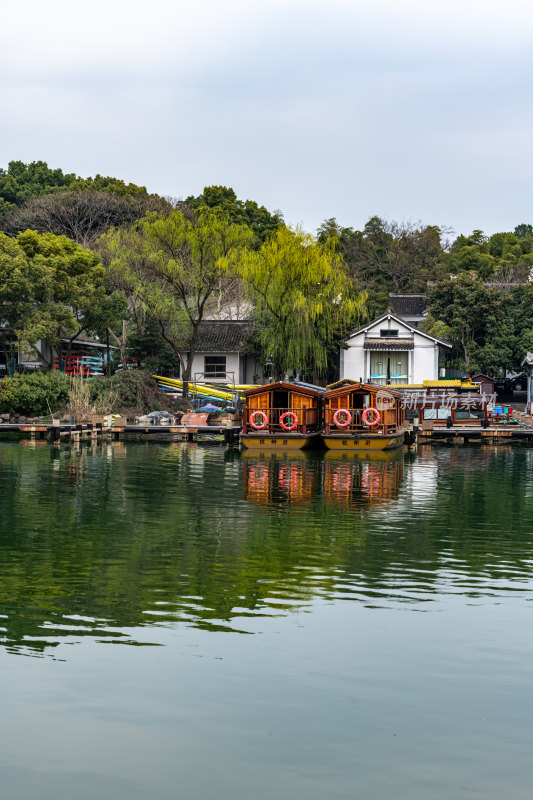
{"left": 324, "top": 407, "right": 400, "bottom": 435}
{"left": 243, "top": 407, "right": 319, "bottom": 435}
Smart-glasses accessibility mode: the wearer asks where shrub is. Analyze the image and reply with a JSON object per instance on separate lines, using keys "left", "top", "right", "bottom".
{"left": 0, "top": 371, "right": 70, "bottom": 416}
{"left": 89, "top": 370, "right": 181, "bottom": 415}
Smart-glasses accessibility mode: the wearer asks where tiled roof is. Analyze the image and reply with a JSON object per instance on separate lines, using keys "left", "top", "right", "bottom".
{"left": 388, "top": 294, "right": 427, "bottom": 317}
{"left": 190, "top": 321, "right": 255, "bottom": 352}
{"left": 366, "top": 338, "right": 414, "bottom": 350}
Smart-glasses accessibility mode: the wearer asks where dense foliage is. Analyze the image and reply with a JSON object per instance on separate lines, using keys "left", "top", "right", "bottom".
{"left": 0, "top": 230, "right": 106, "bottom": 367}
{"left": 0, "top": 371, "right": 70, "bottom": 416}
{"left": 88, "top": 370, "right": 180, "bottom": 414}
{"left": 0, "top": 160, "right": 151, "bottom": 219}
{"left": 2, "top": 159, "right": 533, "bottom": 380}
{"left": 186, "top": 186, "right": 283, "bottom": 245}
{"left": 233, "top": 226, "right": 366, "bottom": 379}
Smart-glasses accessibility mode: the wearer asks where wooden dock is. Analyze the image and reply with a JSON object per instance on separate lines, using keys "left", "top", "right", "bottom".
{"left": 417, "top": 411, "right": 533, "bottom": 444}
{"left": 0, "top": 422, "right": 241, "bottom": 445}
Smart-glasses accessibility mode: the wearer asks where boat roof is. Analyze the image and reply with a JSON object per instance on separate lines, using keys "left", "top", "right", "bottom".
{"left": 323, "top": 380, "right": 401, "bottom": 399}
{"left": 243, "top": 380, "right": 322, "bottom": 398}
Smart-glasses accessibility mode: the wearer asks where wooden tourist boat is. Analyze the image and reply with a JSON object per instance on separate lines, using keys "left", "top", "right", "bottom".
{"left": 241, "top": 381, "right": 323, "bottom": 450}
{"left": 322, "top": 380, "right": 406, "bottom": 450}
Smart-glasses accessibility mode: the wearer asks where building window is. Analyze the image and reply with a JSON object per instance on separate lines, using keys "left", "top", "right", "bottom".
{"left": 205, "top": 355, "right": 226, "bottom": 378}
{"left": 380, "top": 329, "right": 399, "bottom": 337}
{"left": 369, "top": 351, "right": 408, "bottom": 385}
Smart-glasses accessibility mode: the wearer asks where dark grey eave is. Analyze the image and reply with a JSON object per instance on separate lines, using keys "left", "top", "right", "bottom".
{"left": 388, "top": 294, "right": 428, "bottom": 318}
{"left": 347, "top": 312, "right": 452, "bottom": 348}
{"left": 183, "top": 320, "right": 256, "bottom": 353}
{"left": 365, "top": 338, "right": 414, "bottom": 350}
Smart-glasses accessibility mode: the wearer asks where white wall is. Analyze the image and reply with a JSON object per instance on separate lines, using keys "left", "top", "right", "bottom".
{"left": 187, "top": 352, "right": 240, "bottom": 383}
{"left": 341, "top": 322, "right": 442, "bottom": 383}
{"left": 411, "top": 336, "right": 439, "bottom": 383}
{"left": 364, "top": 318, "right": 413, "bottom": 339}
{"left": 342, "top": 340, "right": 366, "bottom": 381}
{"left": 181, "top": 352, "right": 264, "bottom": 385}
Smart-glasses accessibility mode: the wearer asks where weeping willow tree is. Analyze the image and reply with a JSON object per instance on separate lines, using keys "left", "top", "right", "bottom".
{"left": 233, "top": 226, "right": 366, "bottom": 380}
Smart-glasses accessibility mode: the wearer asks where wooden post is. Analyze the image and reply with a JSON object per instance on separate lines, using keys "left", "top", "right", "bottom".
{"left": 50, "top": 420, "right": 61, "bottom": 444}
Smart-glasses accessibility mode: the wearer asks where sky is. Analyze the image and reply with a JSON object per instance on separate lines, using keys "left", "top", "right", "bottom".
{"left": 1, "top": 0, "right": 532, "bottom": 239}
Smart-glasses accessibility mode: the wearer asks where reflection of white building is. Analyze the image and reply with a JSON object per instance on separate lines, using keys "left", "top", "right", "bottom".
{"left": 340, "top": 313, "right": 452, "bottom": 385}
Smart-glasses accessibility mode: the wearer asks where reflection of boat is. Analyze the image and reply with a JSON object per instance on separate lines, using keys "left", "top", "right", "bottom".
{"left": 323, "top": 452, "right": 403, "bottom": 507}
{"left": 322, "top": 380, "right": 405, "bottom": 450}
{"left": 241, "top": 381, "right": 323, "bottom": 450}
{"left": 323, "top": 448, "right": 402, "bottom": 462}
{"left": 242, "top": 449, "right": 312, "bottom": 461}
{"left": 242, "top": 455, "right": 318, "bottom": 505}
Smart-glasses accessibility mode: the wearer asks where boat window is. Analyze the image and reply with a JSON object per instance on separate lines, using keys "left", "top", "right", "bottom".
{"left": 351, "top": 393, "right": 367, "bottom": 409}
{"left": 423, "top": 408, "right": 450, "bottom": 420}
{"left": 273, "top": 390, "right": 289, "bottom": 409}
{"left": 380, "top": 329, "right": 399, "bottom": 337}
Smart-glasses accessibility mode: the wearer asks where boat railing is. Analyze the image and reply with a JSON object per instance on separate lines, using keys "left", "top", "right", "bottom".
{"left": 243, "top": 406, "right": 319, "bottom": 434}
{"left": 324, "top": 407, "right": 401, "bottom": 435}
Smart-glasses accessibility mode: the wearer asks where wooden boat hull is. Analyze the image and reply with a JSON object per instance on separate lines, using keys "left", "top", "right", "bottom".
{"left": 322, "top": 429, "right": 405, "bottom": 451}
{"left": 241, "top": 431, "right": 321, "bottom": 450}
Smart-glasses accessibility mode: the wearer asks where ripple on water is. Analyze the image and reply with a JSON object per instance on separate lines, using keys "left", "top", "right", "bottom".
{"left": 1, "top": 442, "right": 533, "bottom": 655}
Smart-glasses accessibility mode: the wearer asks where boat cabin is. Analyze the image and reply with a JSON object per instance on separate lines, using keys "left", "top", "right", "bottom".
{"left": 323, "top": 380, "right": 404, "bottom": 436}
{"left": 399, "top": 382, "right": 489, "bottom": 426}
{"left": 242, "top": 381, "right": 322, "bottom": 436}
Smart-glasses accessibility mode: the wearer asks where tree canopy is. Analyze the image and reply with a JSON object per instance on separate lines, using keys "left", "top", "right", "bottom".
{"left": 0, "top": 230, "right": 105, "bottom": 367}
{"left": 0, "top": 160, "right": 153, "bottom": 221}
{"left": 232, "top": 226, "right": 366, "bottom": 380}
{"left": 186, "top": 185, "right": 284, "bottom": 245}
{"left": 100, "top": 207, "right": 253, "bottom": 391}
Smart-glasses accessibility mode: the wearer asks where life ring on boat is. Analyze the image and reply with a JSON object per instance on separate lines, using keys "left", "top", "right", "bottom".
{"left": 279, "top": 411, "right": 298, "bottom": 431}
{"left": 250, "top": 410, "right": 268, "bottom": 430}
{"left": 333, "top": 408, "right": 352, "bottom": 428}
{"left": 362, "top": 407, "right": 380, "bottom": 427}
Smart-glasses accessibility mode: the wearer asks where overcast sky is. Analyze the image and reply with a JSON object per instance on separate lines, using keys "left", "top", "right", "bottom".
{"left": 1, "top": 0, "right": 532, "bottom": 238}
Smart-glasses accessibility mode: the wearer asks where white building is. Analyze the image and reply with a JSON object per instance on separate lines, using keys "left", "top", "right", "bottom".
{"left": 181, "top": 320, "right": 263, "bottom": 385}
{"left": 340, "top": 313, "right": 452, "bottom": 385}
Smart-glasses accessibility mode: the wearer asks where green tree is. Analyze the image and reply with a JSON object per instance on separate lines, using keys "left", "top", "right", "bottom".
{"left": 232, "top": 226, "right": 366, "bottom": 380}
{"left": 514, "top": 223, "right": 533, "bottom": 239}
{"left": 0, "top": 160, "right": 75, "bottom": 216}
{"left": 0, "top": 230, "right": 105, "bottom": 368}
{"left": 100, "top": 208, "right": 253, "bottom": 393}
{"left": 187, "top": 186, "right": 283, "bottom": 245}
{"left": 317, "top": 216, "right": 449, "bottom": 317}
{"left": 427, "top": 273, "right": 499, "bottom": 370}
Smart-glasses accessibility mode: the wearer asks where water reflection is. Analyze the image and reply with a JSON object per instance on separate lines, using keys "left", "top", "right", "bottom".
{"left": 242, "top": 452, "right": 318, "bottom": 507}
{"left": 1, "top": 440, "right": 533, "bottom": 657}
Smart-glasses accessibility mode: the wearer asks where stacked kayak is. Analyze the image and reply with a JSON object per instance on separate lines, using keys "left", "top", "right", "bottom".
{"left": 153, "top": 375, "right": 253, "bottom": 402}
{"left": 54, "top": 354, "right": 104, "bottom": 378}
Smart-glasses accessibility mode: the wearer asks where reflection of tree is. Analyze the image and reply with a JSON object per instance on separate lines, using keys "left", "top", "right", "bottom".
{"left": 1, "top": 443, "right": 533, "bottom": 657}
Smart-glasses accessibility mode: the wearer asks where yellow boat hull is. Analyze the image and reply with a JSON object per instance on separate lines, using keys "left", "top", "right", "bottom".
{"left": 241, "top": 432, "right": 321, "bottom": 451}
{"left": 322, "top": 430, "right": 405, "bottom": 451}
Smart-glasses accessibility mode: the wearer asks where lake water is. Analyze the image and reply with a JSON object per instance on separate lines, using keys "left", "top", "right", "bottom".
{"left": 1, "top": 439, "right": 533, "bottom": 799}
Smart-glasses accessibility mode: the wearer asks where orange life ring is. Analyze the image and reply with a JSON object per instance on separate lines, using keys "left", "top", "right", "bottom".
{"left": 333, "top": 408, "right": 352, "bottom": 428}
{"left": 279, "top": 411, "right": 298, "bottom": 431}
{"left": 362, "top": 407, "right": 380, "bottom": 427}
{"left": 250, "top": 410, "right": 268, "bottom": 430}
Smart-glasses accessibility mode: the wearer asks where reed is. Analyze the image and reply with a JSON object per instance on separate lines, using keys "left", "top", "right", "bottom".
{"left": 67, "top": 375, "right": 115, "bottom": 421}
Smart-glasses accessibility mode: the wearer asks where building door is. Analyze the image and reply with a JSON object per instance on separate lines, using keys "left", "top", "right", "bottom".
{"left": 370, "top": 351, "right": 408, "bottom": 385}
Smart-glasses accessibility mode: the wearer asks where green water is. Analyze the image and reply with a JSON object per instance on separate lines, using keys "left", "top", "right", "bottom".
{"left": 1, "top": 440, "right": 533, "bottom": 799}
